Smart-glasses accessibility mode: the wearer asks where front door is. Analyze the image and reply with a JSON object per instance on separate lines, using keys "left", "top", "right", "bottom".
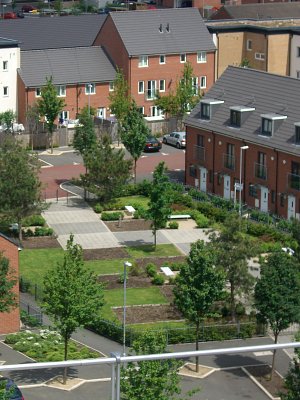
{"left": 223, "top": 175, "right": 231, "bottom": 200}
{"left": 260, "top": 186, "right": 268, "bottom": 213}
{"left": 199, "top": 167, "right": 207, "bottom": 193}
{"left": 288, "top": 195, "right": 296, "bottom": 220}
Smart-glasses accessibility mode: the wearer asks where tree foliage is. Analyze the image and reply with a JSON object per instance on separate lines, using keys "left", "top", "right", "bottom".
{"left": 42, "top": 235, "right": 104, "bottom": 383}
{"left": 0, "top": 253, "right": 17, "bottom": 314}
{"left": 174, "top": 240, "right": 225, "bottom": 372}
{"left": 121, "top": 101, "right": 149, "bottom": 183}
{"left": 26, "top": 103, "right": 40, "bottom": 150}
{"left": 147, "top": 162, "right": 172, "bottom": 247}
{"left": 209, "top": 213, "right": 255, "bottom": 321}
{"left": 255, "top": 251, "right": 300, "bottom": 379}
{"left": 73, "top": 106, "right": 97, "bottom": 156}
{"left": 0, "top": 110, "right": 16, "bottom": 133}
{"left": 0, "top": 139, "right": 42, "bottom": 240}
{"left": 83, "top": 135, "right": 132, "bottom": 203}
{"left": 37, "top": 77, "right": 65, "bottom": 153}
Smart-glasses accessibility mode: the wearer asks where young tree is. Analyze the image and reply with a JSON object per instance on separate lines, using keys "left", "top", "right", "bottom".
{"left": 0, "top": 139, "right": 42, "bottom": 240}
{"left": 121, "top": 101, "right": 149, "bottom": 183}
{"left": 73, "top": 106, "right": 97, "bottom": 156}
{"left": 42, "top": 235, "right": 104, "bottom": 384}
{"left": 173, "top": 240, "right": 225, "bottom": 373}
{"left": 37, "top": 77, "right": 65, "bottom": 153}
{"left": 121, "top": 331, "right": 185, "bottom": 400}
{"left": 147, "top": 162, "right": 172, "bottom": 247}
{"left": 209, "top": 213, "right": 255, "bottom": 321}
{"left": 291, "top": 219, "right": 300, "bottom": 262}
{"left": 0, "top": 110, "right": 16, "bottom": 133}
{"left": 83, "top": 135, "right": 132, "bottom": 203}
{"left": 281, "top": 332, "right": 300, "bottom": 400}
{"left": 0, "top": 253, "right": 17, "bottom": 313}
{"left": 26, "top": 103, "right": 40, "bottom": 151}
{"left": 255, "top": 251, "right": 300, "bottom": 379}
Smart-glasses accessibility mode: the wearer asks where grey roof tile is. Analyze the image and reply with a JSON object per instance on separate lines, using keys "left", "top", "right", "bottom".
{"left": 110, "top": 8, "right": 215, "bottom": 56}
{"left": 0, "top": 15, "right": 106, "bottom": 50}
{"left": 185, "top": 66, "right": 300, "bottom": 157}
{"left": 19, "top": 46, "right": 116, "bottom": 87}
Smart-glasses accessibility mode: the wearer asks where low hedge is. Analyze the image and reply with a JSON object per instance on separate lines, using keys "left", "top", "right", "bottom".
{"left": 101, "top": 211, "right": 124, "bottom": 221}
{"left": 22, "top": 215, "right": 45, "bottom": 227}
{"left": 23, "top": 227, "right": 54, "bottom": 237}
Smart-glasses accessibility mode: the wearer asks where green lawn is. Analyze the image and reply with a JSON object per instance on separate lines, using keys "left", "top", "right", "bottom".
{"left": 127, "top": 244, "right": 182, "bottom": 258}
{"left": 116, "top": 195, "right": 149, "bottom": 209}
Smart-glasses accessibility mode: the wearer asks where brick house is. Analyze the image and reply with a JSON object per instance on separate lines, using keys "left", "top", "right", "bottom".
{"left": 0, "top": 234, "right": 20, "bottom": 334}
{"left": 95, "top": 8, "right": 216, "bottom": 120}
{"left": 17, "top": 46, "right": 116, "bottom": 125}
{"left": 185, "top": 66, "right": 300, "bottom": 220}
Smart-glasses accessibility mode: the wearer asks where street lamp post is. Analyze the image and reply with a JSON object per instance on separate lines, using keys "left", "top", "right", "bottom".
{"left": 123, "top": 261, "right": 132, "bottom": 357}
{"left": 239, "top": 145, "right": 249, "bottom": 217}
{"left": 88, "top": 83, "right": 93, "bottom": 116}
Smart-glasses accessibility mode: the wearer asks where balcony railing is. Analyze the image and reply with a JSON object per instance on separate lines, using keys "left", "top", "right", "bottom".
{"left": 288, "top": 173, "right": 300, "bottom": 191}
{"left": 194, "top": 145, "right": 205, "bottom": 162}
{"left": 223, "top": 153, "right": 235, "bottom": 170}
{"left": 255, "top": 163, "right": 267, "bottom": 180}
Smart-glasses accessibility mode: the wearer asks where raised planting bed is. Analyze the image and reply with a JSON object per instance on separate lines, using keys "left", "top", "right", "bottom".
{"left": 104, "top": 219, "right": 152, "bottom": 232}
{"left": 21, "top": 237, "right": 61, "bottom": 249}
{"left": 113, "top": 304, "right": 183, "bottom": 324}
{"left": 99, "top": 274, "right": 152, "bottom": 289}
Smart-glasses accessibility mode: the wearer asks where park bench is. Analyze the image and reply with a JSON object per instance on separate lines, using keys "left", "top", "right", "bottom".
{"left": 169, "top": 214, "right": 191, "bottom": 220}
{"left": 125, "top": 205, "right": 136, "bottom": 215}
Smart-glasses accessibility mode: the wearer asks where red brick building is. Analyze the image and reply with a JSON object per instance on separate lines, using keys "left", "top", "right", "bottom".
{"left": 0, "top": 234, "right": 20, "bottom": 334}
{"left": 185, "top": 66, "right": 300, "bottom": 220}
{"left": 95, "top": 8, "right": 216, "bottom": 120}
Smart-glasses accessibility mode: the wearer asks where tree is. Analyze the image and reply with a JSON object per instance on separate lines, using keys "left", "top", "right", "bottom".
{"left": 209, "top": 213, "right": 255, "bottom": 321}
{"left": 0, "top": 139, "right": 42, "bottom": 240}
{"left": 121, "top": 331, "right": 185, "bottom": 400}
{"left": 147, "top": 162, "right": 172, "bottom": 247}
{"left": 0, "top": 253, "right": 17, "bottom": 313}
{"left": 83, "top": 135, "right": 132, "bottom": 203}
{"left": 0, "top": 110, "right": 16, "bottom": 133}
{"left": 173, "top": 240, "right": 225, "bottom": 373}
{"left": 26, "top": 103, "right": 40, "bottom": 151}
{"left": 291, "top": 219, "right": 300, "bottom": 262}
{"left": 37, "top": 77, "right": 65, "bottom": 153}
{"left": 42, "top": 235, "right": 104, "bottom": 384}
{"left": 122, "top": 101, "right": 149, "bottom": 183}
{"left": 155, "top": 62, "right": 201, "bottom": 128}
{"left": 254, "top": 251, "right": 300, "bottom": 379}
{"left": 281, "top": 332, "right": 300, "bottom": 400}
{"left": 73, "top": 106, "right": 97, "bottom": 156}
{"left": 53, "top": 0, "right": 63, "bottom": 14}
{"left": 109, "top": 68, "right": 131, "bottom": 143}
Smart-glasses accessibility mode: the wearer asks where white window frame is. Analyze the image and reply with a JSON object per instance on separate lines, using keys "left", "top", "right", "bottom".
{"left": 56, "top": 85, "right": 66, "bottom": 97}
{"left": 197, "top": 51, "right": 207, "bottom": 63}
{"left": 35, "top": 88, "right": 41, "bottom": 97}
{"left": 138, "top": 55, "right": 148, "bottom": 68}
{"left": 200, "top": 76, "right": 207, "bottom": 89}
{"left": 138, "top": 106, "right": 144, "bottom": 115}
{"left": 255, "top": 52, "right": 265, "bottom": 61}
{"left": 3, "top": 86, "right": 8, "bottom": 97}
{"left": 180, "top": 53, "right": 186, "bottom": 63}
{"left": 159, "top": 79, "right": 165, "bottom": 92}
{"left": 147, "top": 80, "right": 156, "bottom": 100}
{"left": 109, "top": 82, "right": 114, "bottom": 92}
{"left": 97, "top": 107, "right": 106, "bottom": 119}
{"left": 246, "top": 39, "right": 252, "bottom": 51}
{"left": 85, "top": 83, "right": 96, "bottom": 95}
{"left": 297, "top": 47, "right": 300, "bottom": 57}
{"left": 2, "top": 60, "right": 8, "bottom": 71}
{"left": 192, "top": 77, "right": 198, "bottom": 94}
{"left": 150, "top": 106, "right": 163, "bottom": 118}
{"left": 59, "top": 110, "right": 69, "bottom": 121}
{"left": 297, "top": 71, "right": 300, "bottom": 79}
{"left": 138, "top": 81, "right": 144, "bottom": 94}
{"left": 159, "top": 55, "right": 166, "bottom": 64}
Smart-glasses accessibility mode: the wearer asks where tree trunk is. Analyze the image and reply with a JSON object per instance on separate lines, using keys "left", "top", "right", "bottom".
{"left": 154, "top": 228, "right": 157, "bottom": 249}
{"left": 18, "top": 220, "right": 22, "bottom": 241}
{"left": 230, "top": 281, "right": 236, "bottom": 322}
{"left": 195, "top": 321, "right": 200, "bottom": 373}
{"left": 84, "top": 165, "right": 88, "bottom": 200}
{"left": 63, "top": 336, "right": 69, "bottom": 384}
{"left": 134, "top": 159, "right": 137, "bottom": 184}
{"left": 270, "top": 333, "right": 278, "bottom": 380}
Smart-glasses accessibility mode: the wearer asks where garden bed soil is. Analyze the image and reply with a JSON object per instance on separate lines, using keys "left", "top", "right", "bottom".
{"left": 21, "top": 236, "right": 61, "bottom": 249}
{"left": 245, "top": 365, "right": 286, "bottom": 398}
{"left": 113, "top": 304, "right": 183, "bottom": 324}
{"left": 135, "top": 256, "right": 186, "bottom": 269}
{"left": 83, "top": 247, "right": 129, "bottom": 261}
{"left": 160, "top": 285, "right": 175, "bottom": 302}
{"left": 98, "top": 274, "right": 152, "bottom": 289}
{"left": 104, "top": 219, "right": 152, "bottom": 232}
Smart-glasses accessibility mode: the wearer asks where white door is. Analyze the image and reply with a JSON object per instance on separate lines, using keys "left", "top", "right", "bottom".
{"left": 260, "top": 186, "right": 268, "bottom": 213}
{"left": 288, "top": 195, "right": 296, "bottom": 220}
{"left": 223, "top": 175, "right": 231, "bottom": 200}
{"left": 199, "top": 167, "right": 207, "bottom": 193}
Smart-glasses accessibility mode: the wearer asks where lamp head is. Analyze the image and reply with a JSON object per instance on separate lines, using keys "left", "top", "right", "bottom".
{"left": 241, "top": 145, "right": 249, "bottom": 150}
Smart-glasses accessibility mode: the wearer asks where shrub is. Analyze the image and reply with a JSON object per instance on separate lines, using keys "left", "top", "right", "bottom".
{"left": 189, "top": 210, "right": 210, "bottom": 228}
{"left": 168, "top": 221, "right": 179, "bottom": 229}
{"left": 133, "top": 206, "right": 148, "bottom": 219}
{"left": 20, "top": 310, "right": 41, "bottom": 327}
{"left": 151, "top": 274, "right": 165, "bottom": 285}
{"left": 23, "top": 227, "right": 54, "bottom": 237}
{"left": 129, "top": 263, "right": 144, "bottom": 277}
{"left": 93, "top": 203, "right": 103, "bottom": 213}
{"left": 22, "top": 215, "right": 45, "bottom": 227}
{"left": 101, "top": 211, "right": 124, "bottom": 221}
{"left": 146, "top": 263, "right": 157, "bottom": 277}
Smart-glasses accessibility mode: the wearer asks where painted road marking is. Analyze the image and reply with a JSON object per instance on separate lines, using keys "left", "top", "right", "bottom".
{"left": 253, "top": 351, "right": 273, "bottom": 356}
{"left": 161, "top": 152, "right": 169, "bottom": 156}
{"left": 39, "top": 159, "right": 53, "bottom": 168}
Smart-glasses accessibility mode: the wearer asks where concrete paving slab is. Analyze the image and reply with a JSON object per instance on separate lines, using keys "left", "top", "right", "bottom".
{"left": 174, "top": 243, "right": 191, "bottom": 255}
{"left": 113, "top": 230, "right": 170, "bottom": 247}
{"left": 160, "top": 228, "right": 210, "bottom": 244}
{"left": 44, "top": 209, "right": 101, "bottom": 223}
{"left": 50, "top": 222, "right": 109, "bottom": 235}
{"left": 58, "top": 233, "right": 122, "bottom": 250}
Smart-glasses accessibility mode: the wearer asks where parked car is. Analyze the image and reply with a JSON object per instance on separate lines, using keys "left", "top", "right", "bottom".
{"left": 17, "top": 11, "right": 25, "bottom": 18}
{"left": 21, "top": 4, "right": 37, "bottom": 12}
{"left": 0, "top": 377, "right": 24, "bottom": 400}
{"left": 163, "top": 131, "right": 186, "bottom": 149}
{"left": 4, "top": 12, "right": 17, "bottom": 19}
{"left": 144, "top": 136, "right": 162, "bottom": 152}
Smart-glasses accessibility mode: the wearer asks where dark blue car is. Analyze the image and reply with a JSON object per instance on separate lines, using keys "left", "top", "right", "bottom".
{"left": 0, "top": 377, "right": 24, "bottom": 400}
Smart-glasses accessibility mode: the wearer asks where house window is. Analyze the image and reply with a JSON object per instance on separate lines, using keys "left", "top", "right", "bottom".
{"left": 3, "top": 86, "right": 8, "bottom": 96}
{"left": 225, "top": 143, "right": 235, "bottom": 170}
{"left": 249, "top": 184, "right": 258, "bottom": 198}
{"left": 200, "top": 76, "right": 206, "bottom": 89}
{"left": 147, "top": 80, "right": 156, "bottom": 100}
{"left": 59, "top": 111, "right": 69, "bottom": 122}
{"left": 230, "top": 110, "right": 241, "bottom": 127}
{"left": 256, "top": 152, "right": 267, "bottom": 180}
{"left": 138, "top": 55, "right": 148, "bottom": 67}
{"left": 271, "top": 190, "right": 276, "bottom": 204}
{"left": 246, "top": 39, "right": 252, "bottom": 51}
{"left": 138, "top": 81, "right": 144, "bottom": 94}
{"left": 150, "top": 106, "right": 163, "bottom": 117}
{"left": 180, "top": 53, "right": 186, "bottom": 63}
{"left": 197, "top": 51, "right": 207, "bottom": 63}
{"left": 85, "top": 83, "right": 95, "bottom": 94}
{"left": 295, "top": 125, "right": 300, "bottom": 144}
{"left": 159, "top": 79, "right": 165, "bottom": 92}
{"left": 109, "top": 82, "right": 114, "bottom": 92}
{"left": 56, "top": 85, "right": 66, "bottom": 97}
{"left": 297, "top": 71, "right": 300, "bottom": 79}
{"left": 201, "top": 103, "right": 210, "bottom": 120}
{"left": 297, "top": 47, "right": 300, "bottom": 57}
{"left": 192, "top": 77, "right": 198, "bottom": 95}
{"left": 189, "top": 165, "right": 197, "bottom": 178}
{"left": 35, "top": 88, "right": 41, "bottom": 97}
{"left": 255, "top": 52, "right": 265, "bottom": 61}
{"left": 261, "top": 118, "right": 272, "bottom": 136}
{"left": 97, "top": 107, "right": 106, "bottom": 119}
{"left": 159, "top": 55, "right": 165, "bottom": 64}
{"left": 280, "top": 193, "right": 285, "bottom": 207}
{"left": 197, "top": 134, "right": 204, "bottom": 147}
{"left": 2, "top": 61, "right": 8, "bottom": 71}
{"left": 137, "top": 106, "right": 144, "bottom": 115}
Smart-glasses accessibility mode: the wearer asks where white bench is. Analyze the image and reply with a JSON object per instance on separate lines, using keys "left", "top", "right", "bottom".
{"left": 160, "top": 266, "right": 175, "bottom": 277}
{"left": 169, "top": 214, "right": 191, "bottom": 220}
{"left": 125, "top": 205, "right": 136, "bottom": 215}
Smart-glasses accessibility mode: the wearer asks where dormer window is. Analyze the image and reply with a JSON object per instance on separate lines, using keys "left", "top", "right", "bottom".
{"left": 200, "top": 98, "right": 224, "bottom": 121}
{"left": 201, "top": 103, "right": 210, "bottom": 120}
{"left": 230, "top": 106, "right": 255, "bottom": 128}
{"left": 295, "top": 123, "right": 300, "bottom": 145}
{"left": 260, "top": 113, "right": 287, "bottom": 137}
{"left": 230, "top": 110, "right": 241, "bottom": 127}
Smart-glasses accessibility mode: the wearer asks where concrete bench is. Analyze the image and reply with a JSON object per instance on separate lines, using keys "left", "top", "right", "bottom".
{"left": 160, "top": 266, "right": 175, "bottom": 277}
{"left": 125, "top": 205, "right": 136, "bottom": 215}
{"left": 169, "top": 214, "right": 191, "bottom": 220}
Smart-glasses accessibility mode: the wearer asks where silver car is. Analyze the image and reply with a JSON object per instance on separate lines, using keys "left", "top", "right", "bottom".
{"left": 163, "top": 131, "right": 186, "bottom": 149}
